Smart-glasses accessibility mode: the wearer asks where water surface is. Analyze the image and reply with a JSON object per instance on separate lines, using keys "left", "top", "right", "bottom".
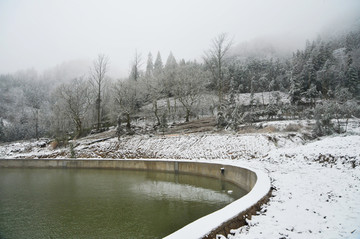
{"left": 0, "top": 168, "right": 246, "bottom": 238}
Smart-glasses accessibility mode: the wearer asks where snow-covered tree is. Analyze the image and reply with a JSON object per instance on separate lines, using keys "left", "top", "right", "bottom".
{"left": 164, "top": 52, "right": 178, "bottom": 97}
{"left": 346, "top": 64, "right": 359, "bottom": 97}
{"left": 145, "top": 52, "right": 154, "bottom": 79}
{"left": 302, "top": 83, "right": 319, "bottom": 108}
{"left": 154, "top": 51, "right": 163, "bottom": 77}
{"left": 129, "top": 50, "right": 143, "bottom": 81}
{"left": 204, "top": 33, "right": 233, "bottom": 104}
{"left": 90, "top": 54, "right": 109, "bottom": 131}
{"left": 113, "top": 79, "right": 139, "bottom": 131}
{"left": 54, "top": 77, "right": 92, "bottom": 138}
{"left": 173, "top": 62, "right": 207, "bottom": 122}
{"left": 23, "top": 80, "right": 49, "bottom": 139}
{"left": 146, "top": 75, "right": 164, "bottom": 126}
{"left": 289, "top": 77, "right": 302, "bottom": 105}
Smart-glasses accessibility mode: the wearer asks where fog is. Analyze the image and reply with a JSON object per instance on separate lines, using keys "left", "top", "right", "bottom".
{"left": 1, "top": 0, "right": 359, "bottom": 78}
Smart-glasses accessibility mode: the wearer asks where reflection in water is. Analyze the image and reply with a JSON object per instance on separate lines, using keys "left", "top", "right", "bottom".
{"left": 0, "top": 168, "right": 247, "bottom": 239}
{"left": 133, "top": 181, "right": 234, "bottom": 203}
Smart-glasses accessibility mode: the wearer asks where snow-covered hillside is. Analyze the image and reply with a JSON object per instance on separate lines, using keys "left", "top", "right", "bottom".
{"left": 1, "top": 120, "right": 359, "bottom": 239}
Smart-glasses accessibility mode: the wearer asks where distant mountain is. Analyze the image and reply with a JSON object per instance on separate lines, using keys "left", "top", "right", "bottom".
{"left": 230, "top": 35, "right": 301, "bottom": 61}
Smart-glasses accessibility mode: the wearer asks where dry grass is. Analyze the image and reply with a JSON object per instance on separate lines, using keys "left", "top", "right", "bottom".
{"left": 283, "top": 124, "right": 302, "bottom": 132}
{"left": 50, "top": 141, "right": 58, "bottom": 149}
{"left": 258, "top": 125, "right": 278, "bottom": 133}
{"left": 237, "top": 125, "right": 278, "bottom": 134}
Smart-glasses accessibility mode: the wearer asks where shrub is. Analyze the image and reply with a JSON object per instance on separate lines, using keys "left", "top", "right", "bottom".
{"left": 313, "top": 101, "right": 335, "bottom": 136}
{"left": 69, "top": 142, "right": 76, "bottom": 158}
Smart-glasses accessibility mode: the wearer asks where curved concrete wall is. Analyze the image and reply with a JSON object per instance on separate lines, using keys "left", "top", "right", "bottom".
{"left": 0, "top": 159, "right": 271, "bottom": 238}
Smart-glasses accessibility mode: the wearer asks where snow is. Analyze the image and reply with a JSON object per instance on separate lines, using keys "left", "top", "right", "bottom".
{"left": 1, "top": 119, "right": 360, "bottom": 239}
{"left": 225, "top": 134, "right": 360, "bottom": 239}
{"left": 165, "top": 166, "right": 270, "bottom": 239}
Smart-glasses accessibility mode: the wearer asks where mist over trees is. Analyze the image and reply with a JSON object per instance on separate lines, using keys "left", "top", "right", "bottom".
{"left": 1, "top": 28, "right": 360, "bottom": 142}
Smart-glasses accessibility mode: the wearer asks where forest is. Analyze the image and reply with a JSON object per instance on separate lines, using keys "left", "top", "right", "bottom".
{"left": 1, "top": 29, "right": 360, "bottom": 143}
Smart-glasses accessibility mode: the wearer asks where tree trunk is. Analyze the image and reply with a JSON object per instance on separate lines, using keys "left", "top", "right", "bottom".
{"left": 153, "top": 100, "right": 160, "bottom": 125}
{"left": 75, "top": 118, "right": 82, "bottom": 139}
{"left": 35, "top": 109, "right": 39, "bottom": 140}
{"left": 167, "top": 98, "right": 171, "bottom": 115}
{"left": 126, "top": 113, "right": 131, "bottom": 129}
{"left": 96, "top": 94, "right": 101, "bottom": 131}
{"left": 218, "top": 55, "right": 222, "bottom": 104}
{"left": 185, "top": 108, "right": 190, "bottom": 122}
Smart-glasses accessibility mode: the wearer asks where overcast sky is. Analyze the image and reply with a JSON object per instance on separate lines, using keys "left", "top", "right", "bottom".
{"left": 1, "top": 0, "right": 359, "bottom": 78}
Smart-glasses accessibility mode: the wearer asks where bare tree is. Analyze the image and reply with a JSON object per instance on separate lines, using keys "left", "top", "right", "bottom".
{"left": 173, "top": 62, "right": 207, "bottom": 122}
{"left": 90, "top": 54, "right": 109, "bottom": 131}
{"left": 129, "top": 50, "right": 143, "bottom": 81}
{"left": 55, "top": 77, "right": 92, "bottom": 138}
{"left": 113, "top": 80, "right": 139, "bottom": 130}
{"left": 145, "top": 74, "right": 164, "bottom": 126}
{"left": 23, "top": 80, "right": 48, "bottom": 140}
{"left": 204, "top": 33, "right": 233, "bottom": 104}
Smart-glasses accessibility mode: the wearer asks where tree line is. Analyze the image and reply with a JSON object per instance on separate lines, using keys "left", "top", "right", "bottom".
{"left": 1, "top": 30, "right": 359, "bottom": 142}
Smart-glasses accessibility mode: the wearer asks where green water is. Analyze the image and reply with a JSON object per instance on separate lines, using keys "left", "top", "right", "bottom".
{"left": 0, "top": 168, "right": 246, "bottom": 239}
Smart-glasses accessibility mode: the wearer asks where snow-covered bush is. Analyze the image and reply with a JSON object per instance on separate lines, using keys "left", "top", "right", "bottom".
{"left": 313, "top": 101, "right": 335, "bottom": 136}
{"left": 313, "top": 100, "right": 360, "bottom": 136}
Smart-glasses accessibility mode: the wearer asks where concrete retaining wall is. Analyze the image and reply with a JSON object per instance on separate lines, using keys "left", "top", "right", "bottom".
{"left": 0, "top": 159, "right": 270, "bottom": 238}
{"left": 0, "top": 159, "right": 256, "bottom": 192}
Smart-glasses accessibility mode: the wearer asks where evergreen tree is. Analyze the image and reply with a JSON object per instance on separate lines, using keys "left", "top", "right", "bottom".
{"left": 345, "top": 31, "right": 360, "bottom": 54}
{"left": 163, "top": 52, "right": 178, "bottom": 97}
{"left": 316, "top": 59, "right": 336, "bottom": 98}
{"left": 145, "top": 52, "right": 154, "bottom": 79}
{"left": 301, "top": 58, "right": 316, "bottom": 91}
{"left": 303, "top": 83, "right": 319, "bottom": 107}
{"left": 154, "top": 51, "right": 163, "bottom": 76}
{"left": 346, "top": 65, "right": 359, "bottom": 97}
{"left": 289, "top": 78, "right": 302, "bottom": 105}
{"left": 165, "top": 52, "right": 177, "bottom": 69}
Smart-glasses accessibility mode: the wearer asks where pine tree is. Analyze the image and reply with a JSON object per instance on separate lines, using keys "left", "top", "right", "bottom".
{"left": 163, "top": 52, "right": 178, "bottom": 97}
{"left": 145, "top": 52, "right": 154, "bottom": 79}
{"left": 289, "top": 78, "right": 302, "bottom": 105}
{"left": 165, "top": 52, "right": 177, "bottom": 70}
{"left": 154, "top": 51, "right": 163, "bottom": 76}
{"left": 302, "top": 58, "right": 316, "bottom": 91}
{"left": 317, "top": 59, "right": 336, "bottom": 98}
{"left": 346, "top": 65, "right": 359, "bottom": 97}
{"left": 303, "top": 83, "right": 319, "bottom": 108}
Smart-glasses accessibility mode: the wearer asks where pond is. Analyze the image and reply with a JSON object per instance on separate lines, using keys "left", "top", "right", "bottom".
{"left": 0, "top": 168, "right": 247, "bottom": 238}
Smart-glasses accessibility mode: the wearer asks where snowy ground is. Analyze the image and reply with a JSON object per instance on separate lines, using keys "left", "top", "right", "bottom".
{"left": 1, "top": 120, "right": 360, "bottom": 238}
{"left": 224, "top": 135, "right": 360, "bottom": 239}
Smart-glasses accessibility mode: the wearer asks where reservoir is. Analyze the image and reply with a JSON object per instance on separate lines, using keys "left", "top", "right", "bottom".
{"left": 0, "top": 168, "right": 247, "bottom": 238}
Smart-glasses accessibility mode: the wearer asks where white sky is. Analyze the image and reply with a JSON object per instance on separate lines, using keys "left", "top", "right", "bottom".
{"left": 0, "top": 0, "right": 359, "bottom": 78}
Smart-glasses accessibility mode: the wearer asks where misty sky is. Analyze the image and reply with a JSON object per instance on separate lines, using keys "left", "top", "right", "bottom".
{"left": 1, "top": 0, "right": 360, "bottom": 78}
